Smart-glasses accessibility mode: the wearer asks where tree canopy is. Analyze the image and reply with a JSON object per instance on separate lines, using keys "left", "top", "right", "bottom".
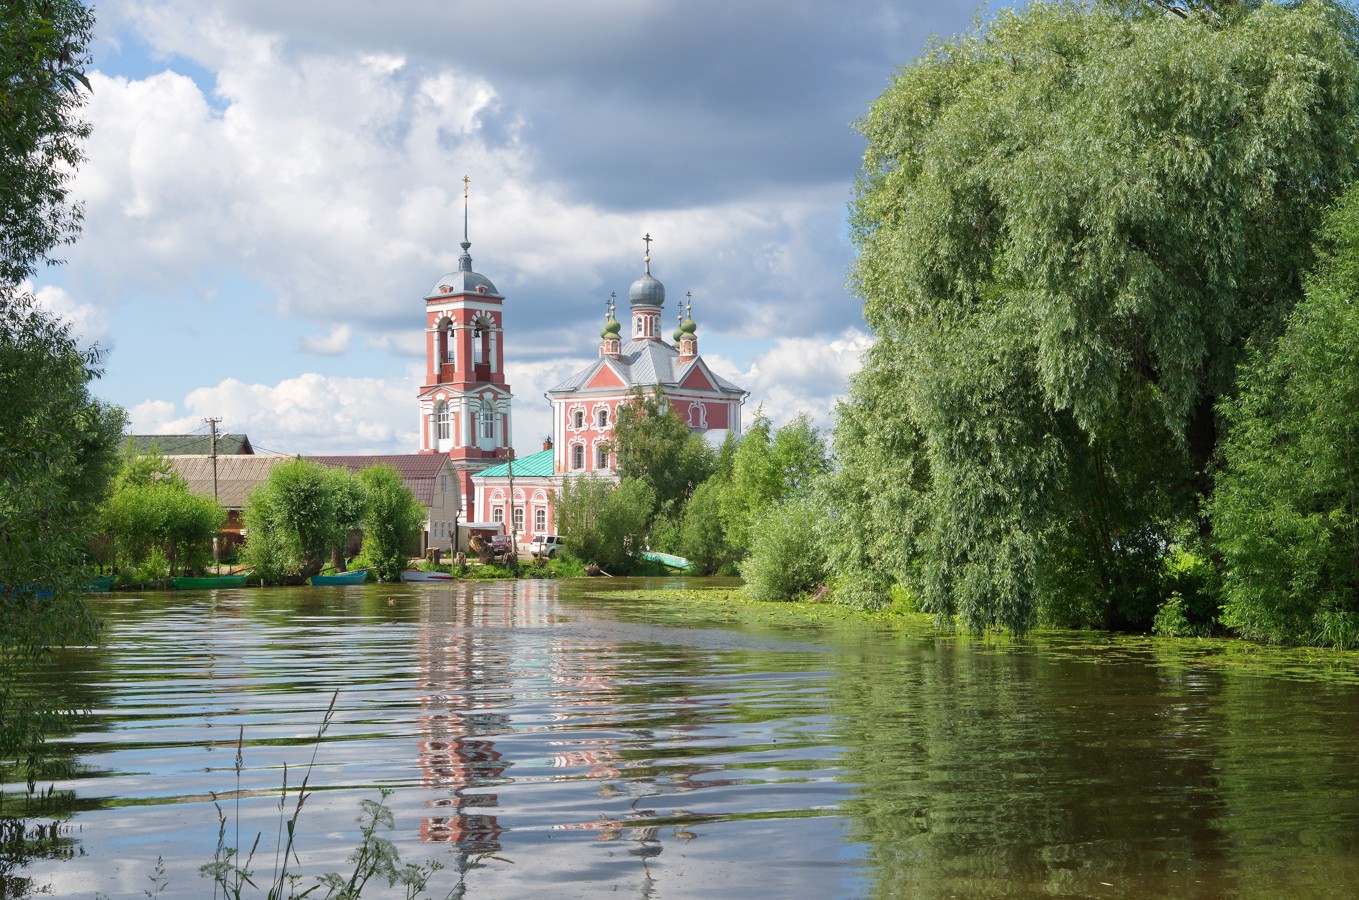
{"left": 1209, "top": 183, "right": 1359, "bottom": 647}
{"left": 845, "top": 0, "right": 1359, "bottom": 632}
{"left": 0, "top": 0, "right": 94, "bottom": 283}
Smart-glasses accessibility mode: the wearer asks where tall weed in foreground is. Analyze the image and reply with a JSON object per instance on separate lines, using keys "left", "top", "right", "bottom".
{"left": 199, "top": 692, "right": 449, "bottom": 899}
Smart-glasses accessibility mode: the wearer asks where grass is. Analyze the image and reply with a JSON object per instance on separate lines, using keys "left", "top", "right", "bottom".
{"left": 199, "top": 692, "right": 456, "bottom": 899}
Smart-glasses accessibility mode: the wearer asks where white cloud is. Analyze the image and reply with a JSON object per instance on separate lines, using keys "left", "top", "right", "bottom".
{"left": 123, "top": 370, "right": 423, "bottom": 454}
{"left": 299, "top": 324, "right": 352, "bottom": 356}
{"left": 26, "top": 280, "right": 114, "bottom": 349}
{"left": 709, "top": 327, "right": 874, "bottom": 432}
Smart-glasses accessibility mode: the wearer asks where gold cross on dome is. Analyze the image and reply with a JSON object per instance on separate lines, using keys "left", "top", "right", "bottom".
{"left": 462, "top": 174, "right": 470, "bottom": 200}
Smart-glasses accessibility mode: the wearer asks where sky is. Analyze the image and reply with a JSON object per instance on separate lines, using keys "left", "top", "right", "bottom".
{"left": 32, "top": 0, "right": 990, "bottom": 457}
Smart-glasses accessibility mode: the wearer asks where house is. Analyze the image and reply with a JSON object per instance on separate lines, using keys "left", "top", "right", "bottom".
{"left": 165, "top": 454, "right": 289, "bottom": 549}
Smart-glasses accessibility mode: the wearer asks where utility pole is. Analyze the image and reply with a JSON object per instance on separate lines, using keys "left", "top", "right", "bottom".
{"left": 205, "top": 417, "right": 222, "bottom": 566}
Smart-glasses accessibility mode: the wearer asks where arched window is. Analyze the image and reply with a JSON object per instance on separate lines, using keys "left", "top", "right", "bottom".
{"left": 534, "top": 508, "right": 546, "bottom": 531}
{"left": 688, "top": 403, "right": 706, "bottom": 429}
{"left": 444, "top": 321, "right": 455, "bottom": 364}
{"left": 596, "top": 444, "right": 610, "bottom": 470}
{"left": 596, "top": 407, "right": 609, "bottom": 428}
{"left": 480, "top": 402, "right": 495, "bottom": 439}
{"left": 473, "top": 324, "right": 484, "bottom": 364}
{"left": 512, "top": 507, "right": 524, "bottom": 533}
{"left": 572, "top": 409, "right": 584, "bottom": 430}
{"left": 571, "top": 444, "right": 585, "bottom": 470}
{"left": 435, "top": 402, "right": 450, "bottom": 440}
{"left": 492, "top": 507, "right": 504, "bottom": 524}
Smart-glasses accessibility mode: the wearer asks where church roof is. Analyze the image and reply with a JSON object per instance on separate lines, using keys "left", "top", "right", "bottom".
{"left": 472, "top": 448, "right": 555, "bottom": 479}
{"left": 549, "top": 339, "right": 744, "bottom": 395}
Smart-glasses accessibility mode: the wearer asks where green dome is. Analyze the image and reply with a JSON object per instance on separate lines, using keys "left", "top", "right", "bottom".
{"left": 601, "top": 315, "right": 622, "bottom": 339}
{"left": 672, "top": 328, "right": 684, "bottom": 341}
{"left": 680, "top": 317, "right": 697, "bottom": 334}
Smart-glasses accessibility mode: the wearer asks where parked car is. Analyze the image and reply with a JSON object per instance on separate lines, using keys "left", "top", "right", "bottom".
{"left": 530, "top": 533, "right": 565, "bottom": 559}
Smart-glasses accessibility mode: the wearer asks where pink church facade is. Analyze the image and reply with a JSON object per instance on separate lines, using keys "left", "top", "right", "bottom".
{"left": 459, "top": 242, "right": 748, "bottom": 544}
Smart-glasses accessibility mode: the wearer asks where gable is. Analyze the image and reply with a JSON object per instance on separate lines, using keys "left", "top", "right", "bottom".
{"left": 680, "top": 366, "right": 715, "bottom": 391}
{"left": 586, "top": 365, "right": 625, "bottom": 389}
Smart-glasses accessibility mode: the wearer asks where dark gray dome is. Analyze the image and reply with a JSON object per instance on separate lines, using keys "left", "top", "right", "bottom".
{"left": 629, "top": 271, "right": 665, "bottom": 307}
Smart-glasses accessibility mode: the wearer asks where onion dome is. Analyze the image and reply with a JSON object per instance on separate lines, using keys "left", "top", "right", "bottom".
{"left": 629, "top": 236, "right": 665, "bottom": 307}
{"left": 602, "top": 315, "right": 622, "bottom": 339}
{"left": 680, "top": 316, "right": 697, "bottom": 335}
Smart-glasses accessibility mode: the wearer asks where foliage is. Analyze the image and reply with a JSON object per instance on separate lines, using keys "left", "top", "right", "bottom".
{"left": 846, "top": 0, "right": 1359, "bottom": 633}
{"left": 739, "top": 496, "right": 830, "bottom": 601}
{"left": 0, "top": 286, "right": 123, "bottom": 780}
{"left": 0, "top": 0, "right": 94, "bottom": 283}
{"left": 720, "top": 413, "right": 829, "bottom": 557}
{"left": 678, "top": 478, "right": 736, "bottom": 575}
{"left": 241, "top": 460, "right": 365, "bottom": 584}
{"left": 612, "top": 387, "right": 714, "bottom": 514}
{"left": 553, "top": 476, "right": 655, "bottom": 573}
{"left": 99, "top": 450, "right": 226, "bottom": 576}
{"left": 1209, "top": 185, "right": 1359, "bottom": 648}
{"left": 357, "top": 465, "right": 424, "bottom": 583}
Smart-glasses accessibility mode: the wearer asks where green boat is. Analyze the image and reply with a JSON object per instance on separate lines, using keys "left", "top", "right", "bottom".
{"left": 85, "top": 575, "right": 115, "bottom": 592}
{"left": 639, "top": 551, "right": 693, "bottom": 570}
{"left": 172, "top": 573, "right": 250, "bottom": 589}
{"left": 310, "top": 569, "right": 369, "bottom": 586}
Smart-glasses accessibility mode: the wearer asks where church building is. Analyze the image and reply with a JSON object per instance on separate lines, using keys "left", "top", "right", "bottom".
{"left": 418, "top": 221, "right": 747, "bottom": 543}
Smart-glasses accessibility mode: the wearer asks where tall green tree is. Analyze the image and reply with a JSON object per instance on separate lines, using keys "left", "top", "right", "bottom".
{"left": 240, "top": 459, "right": 365, "bottom": 583}
{"left": 98, "top": 446, "right": 226, "bottom": 578}
{"left": 553, "top": 476, "right": 654, "bottom": 573}
{"left": 721, "top": 413, "right": 829, "bottom": 554}
{"left": 1, "top": 287, "right": 123, "bottom": 778}
{"left": 1209, "top": 185, "right": 1359, "bottom": 647}
{"left": 1, "top": 0, "right": 94, "bottom": 284}
{"left": 358, "top": 464, "right": 425, "bottom": 583}
{"left": 847, "top": 0, "right": 1359, "bottom": 633}
{"left": 612, "top": 387, "right": 714, "bottom": 514}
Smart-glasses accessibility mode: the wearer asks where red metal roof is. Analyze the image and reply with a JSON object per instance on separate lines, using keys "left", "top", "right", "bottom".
{"left": 306, "top": 454, "right": 452, "bottom": 505}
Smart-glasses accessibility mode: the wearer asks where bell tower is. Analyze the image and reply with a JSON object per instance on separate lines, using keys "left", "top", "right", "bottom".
{"left": 417, "top": 176, "right": 513, "bottom": 521}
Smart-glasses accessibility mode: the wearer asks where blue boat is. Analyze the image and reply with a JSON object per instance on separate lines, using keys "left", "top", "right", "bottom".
{"left": 310, "top": 569, "right": 370, "bottom": 586}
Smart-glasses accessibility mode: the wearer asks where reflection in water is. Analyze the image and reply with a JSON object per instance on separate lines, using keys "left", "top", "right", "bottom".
{"left": 4, "top": 582, "right": 1359, "bottom": 897}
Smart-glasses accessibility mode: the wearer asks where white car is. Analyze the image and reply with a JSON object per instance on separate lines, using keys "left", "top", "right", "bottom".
{"left": 530, "top": 533, "right": 565, "bottom": 559}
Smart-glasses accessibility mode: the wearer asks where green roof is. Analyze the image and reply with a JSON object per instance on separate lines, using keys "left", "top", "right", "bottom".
{"left": 124, "top": 434, "right": 255, "bottom": 456}
{"left": 473, "top": 448, "right": 555, "bottom": 479}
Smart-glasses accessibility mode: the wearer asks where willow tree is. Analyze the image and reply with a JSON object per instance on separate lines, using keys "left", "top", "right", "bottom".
{"left": 846, "top": 0, "right": 1359, "bottom": 632}
{"left": 1210, "top": 185, "right": 1359, "bottom": 647}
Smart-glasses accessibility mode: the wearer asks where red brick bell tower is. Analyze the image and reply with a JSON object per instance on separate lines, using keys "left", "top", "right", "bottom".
{"left": 417, "top": 177, "right": 512, "bottom": 521}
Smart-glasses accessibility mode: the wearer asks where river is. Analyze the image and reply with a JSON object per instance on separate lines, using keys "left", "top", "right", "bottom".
{"left": 4, "top": 579, "right": 1359, "bottom": 898}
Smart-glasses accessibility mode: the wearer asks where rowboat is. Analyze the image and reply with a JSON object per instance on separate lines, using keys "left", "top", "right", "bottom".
{"left": 639, "top": 551, "right": 693, "bottom": 570}
{"left": 85, "top": 575, "right": 115, "bottom": 592}
{"left": 310, "top": 569, "right": 369, "bottom": 586}
{"left": 399, "top": 570, "right": 454, "bottom": 583}
{"left": 173, "top": 573, "right": 250, "bottom": 589}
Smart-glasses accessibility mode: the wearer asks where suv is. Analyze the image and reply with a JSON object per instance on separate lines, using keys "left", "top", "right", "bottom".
{"left": 530, "top": 534, "right": 565, "bottom": 559}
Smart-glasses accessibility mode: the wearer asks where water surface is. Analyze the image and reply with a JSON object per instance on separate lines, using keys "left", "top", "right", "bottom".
{"left": 5, "top": 579, "right": 1359, "bottom": 898}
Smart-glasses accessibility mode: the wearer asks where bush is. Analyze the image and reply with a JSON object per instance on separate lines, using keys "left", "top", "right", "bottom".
{"left": 739, "top": 496, "right": 828, "bottom": 602}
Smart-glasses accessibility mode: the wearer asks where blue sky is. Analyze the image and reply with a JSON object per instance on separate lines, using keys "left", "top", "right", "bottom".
{"left": 33, "top": 0, "right": 991, "bottom": 455}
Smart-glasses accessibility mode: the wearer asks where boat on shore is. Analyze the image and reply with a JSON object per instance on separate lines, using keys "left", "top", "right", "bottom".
{"left": 85, "top": 575, "right": 115, "bottom": 592}
{"left": 399, "top": 570, "right": 454, "bottom": 583}
{"left": 173, "top": 573, "right": 250, "bottom": 590}
{"left": 310, "top": 569, "right": 370, "bottom": 586}
{"left": 640, "top": 551, "right": 693, "bottom": 570}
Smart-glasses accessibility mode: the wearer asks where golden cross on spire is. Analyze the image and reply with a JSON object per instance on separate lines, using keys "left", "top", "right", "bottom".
{"left": 463, "top": 174, "right": 470, "bottom": 200}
